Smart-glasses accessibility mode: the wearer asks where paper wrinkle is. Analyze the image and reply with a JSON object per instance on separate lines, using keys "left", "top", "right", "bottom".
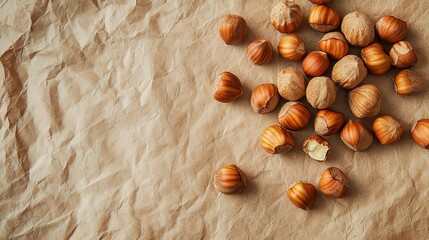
{"left": 1, "top": 0, "right": 429, "bottom": 239}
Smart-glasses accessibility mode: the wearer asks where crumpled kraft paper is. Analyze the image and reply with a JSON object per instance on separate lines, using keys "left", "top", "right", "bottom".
{"left": 1, "top": 0, "right": 428, "bottom": 239}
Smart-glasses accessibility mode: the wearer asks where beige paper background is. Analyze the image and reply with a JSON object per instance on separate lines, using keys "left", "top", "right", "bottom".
{"left": 1, "top": 0, "right": 428, "bottom": 239}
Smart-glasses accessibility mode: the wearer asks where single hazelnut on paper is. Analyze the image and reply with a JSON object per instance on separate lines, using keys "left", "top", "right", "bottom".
{"left": 278, "top": 101, "right": 311, "bottom": 131}
{"left": 277, "top": 67, "right": 306, "bottom": 101}
{"left": 270, "top": 0, "right": 303, "bottom": 33}
{"left": 278, "top": 34, "right": 306, "bottom": 61}
{"left": 319, "top": 32, "right": 349, "bottom": 60}
{"left": 213, "top": 72, "right": 243, "bottom": 103}
{"left": 302, "top": 135, "right": 330, "bottom": 162}
{"left": 375, "top": 16, "right": 407, "bottom": 43}
{"left": 306, "top": 76, "right": 337, "bottom": 109}
{"left": 261, "top": 125, "right": 296, "bottom": 154}
{"left": 389, "top": 41, "right": 418, "bottom": 69}
{"left": 340, "top": 120, "right": 373, "bottom": 152}
{"left": 411, "top": 119, "right": 429, "bottom": 149}
{"left": 361, "top": 43, "right": 391, "bottom": 75}
{"left": 247, "top": 39, "right": 273, "bottom": 65}
{"left": 314, "top": 109, "right": 345, "bottom": 136}
{"left": 332, "top": 55, "right": 367, "bottom": 89}
{"left": 250, "top": 83, "right": 280, "bottom": 114}
{"left": 219, "top": 14, "right": 248, "bottom": 45}
{"left": 308, "top": 5, "right": 341, "bottom": 32}
{"left": 287, "top": 182, "right": 317, "bottom": 211}
{"left": 214, "top": 165, "right": 247, "bottom": 194}
{"left": 372, "top": 115, "right": 405, "bottom": 145}
{"left": 309, "top": 0, "right": 330, "bottom": 4}
{"left": 302, "top": 51, "right": 330, "bottom": 77}
{"left": 394, "top": 70, "right": 424, "bottom": 95}
{"left": 348, "top": 84, "right": 381, "bottom": 118}
{"left": 319, "top": 167, "right": 350, "bottom": 198}
{"left": 341, "top": 11, "right": 375, "bottom": 47}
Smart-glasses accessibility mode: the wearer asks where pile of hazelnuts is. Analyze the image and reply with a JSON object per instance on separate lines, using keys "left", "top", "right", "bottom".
{"left": 212, "top": 0, "right": 429, "bottom": 211}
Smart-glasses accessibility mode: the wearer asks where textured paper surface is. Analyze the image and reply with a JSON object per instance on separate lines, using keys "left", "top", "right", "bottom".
{"left": 1, "top": 0, "right": 429, "bottom": 239}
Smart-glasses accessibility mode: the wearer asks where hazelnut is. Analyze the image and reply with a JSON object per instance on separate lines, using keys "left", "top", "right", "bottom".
{"left": 314, "top": 109, "right": 345, "bottom": 136}
{"left": 261, "top": 125, "right": 296, "bottom": 154}
{"left": 332, "top": 55, "right": 367, "bottom": 89}
{"left": 247, "top": 39, "right": 273, "bottom": 65}
{"left": 302, "top": 51, "right": 330, "bottom": 77}
{"left": 389, "top": 40, "right": 418, "bottom": 68}
{"left": 361, "top": 43, "right": 391, "bottom": 75}
{"left": 319, "top": 32, "right": 349, "bottom": 60}
{"left": 372, "top": 115, "right": 405, "bottom": 145}
{"left": 214, "top": 165, "right": 247, "bottom": 194}
{"left": 375, "top": 16, "right": 407, "bottom": 43}
{"left": 411, "top": 119, "right": 429, "bottom": 149}
{"left": 341, "top": 11, "right": 375, "bottom": 47}
{"left": 278, "top": 101, "right": 311, "bottom": 131}
{"left": 250, "top": 83, "right": 280, "bottom": 114}
{"left": 308, "top": 5, "right": 341, "bottom": 32}
{"left": 319, "top": 167, "right": 349, "bottom": 198}
{"left": 287, "top": 182, "right": 317, "bottom": 211}
{"left": 309, "top": 0, "right": 330, "bottom": 4}
{"left": 213, "top": 72, "right": 243, "bottom": 103}
{"left": 270, "top": 1, "right": 303, "bottom": 33}
{"left": 278, "top": 34, "right": 306, "bottom": 61}
{"left": 219, "top": 14, "right": 248, "bottom": 45}
{"left": 394, "top": 70, "right": 424, "bottom": 95}
{"left": 341, "top": 120, "right": 373, "bottom": 151}
{"left": 277, "top": 67, "right": 306, "bottom": 101}
{"left": 306, "top": 76, "right": 337, "bottom": 109}
{"left": 302, "top": 135, "right": 330, "bottom": 162}
{"left": 348, "top": 84, "right": 381, "bottom": 118}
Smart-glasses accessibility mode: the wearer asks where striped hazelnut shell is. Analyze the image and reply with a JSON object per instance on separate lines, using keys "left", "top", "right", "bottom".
{"left": 314, "top": 109, "right": 345, "bottom": 136}
{"left": 287, "top": 182, "right": 317, "bottom": 211}
{"left": 394, "top": 70, "right": 424, "bottom": 95}
{"left": 278, "top": 101, "right": 311, "bottom": 131}
{"left": 411, "top": 119, "right": 429, "bottom": 149}
{"left": 302, "top": 51, "right": 330, "bottom": 77}
{"left": 261, "top": 125, "right": 296, "bottom": 154}
{"left": 348, "top": 84, "right": 381, "bottom": 118}
{"left": 308, "top": 5, "right": 341, "bottom": 32}
{"left": 214, "top": 165, "right": 247, "bottom": 194}
{"left": 319, "top": 167, "right": 350, "bottom": 198}
{"left": 389, "top": 41, "right": 418, "bottom": 69}
{"left": 219, "top": 14, "right": 248, "bottom": 45}
{"left": 278, "top": 34, "right": 306, "bottom": 61}
{"left": 213, "top": 72, "right": 243, "bottom": 103}
{"left": 361, "top": 43, "right": 391, "bottom": 75}
{"left": 250, "top": 83, "right": 280, "bottom": 114}
{"left": 247, "top": 39, "right": 273, "bottom": 65}
{"left": 270, "top": 1, "right": 303, "bottom": 33}
{"left": 376, "top": 15, "right": 407, "bottom": 43}
{"left": 372, "top": 115, "right": 405, "bottom": 145}
{"left": 319, "top": 32, "right": 349, "bottom": 60}
{"left": 340, "top": 120, "right": 373, "bottom": 152}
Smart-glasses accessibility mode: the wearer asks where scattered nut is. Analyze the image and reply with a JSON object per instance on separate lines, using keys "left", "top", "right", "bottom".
{"left": 287, "top": 182, "right": 317, "bottom": 211}
{"left": 308, "top": 5, "right": 341, "bottom": 32}
{"left": 375, "top": 15, "right": 407, "bottom": 43}
{"left": 302, "top": 135, "right": 330, "bottom": 161}
{"left": 214, "top": 165, "right": 247, "bottom": 194}
{"left": 302, "top": 51, "right": 330, "bottom": 77}
{"left": 278, "top": 101, "right": 311, "bottom": 131}
{"left": 411, "top": 119, "right": 429, "bottom": 149}
{"left": 213, "top": 72, "right": 243, "bottom": 103}
{"left": 341, "top": 11, "right": 375, "bottom": 46}
{"left": 218, "top": 14, "right": 248, "bottom": 45}
{"left": 261, "top": 125, "right": 296, "bottom": 154}
{"left": 277, "top": 67, "right": 306, "bottom": 101}
{"left": 389, "top": 40, "right": 418, "bottom": 68}
{"left": 270, "top": 1, "right": 303, "bottom": 33}
{"left": 319, "top": 32, "right": 349, "bottom": 60}
{"left": 372, "top": 115, "right": 405, "bottom": 145}
{"left": 247, "top": 39, "right": 273, "bottom": 65}
{"left": 306, "top": 76, "right": 337, "bottom": 109}
{"left": 319, "top": 167, "right": 349, "bottom": 198}
{"left": 394, "top": 70, "right": 424, "bottom": 95}
{"left": 348, "top": 84, "right": 381, "bottom": 118}
{"left": 340, "top": 120, "right": 373, "bottom": 151}
{"left": 278, "top": 34, "right": 306, "bottom": 61}
{"left": 250, "top": 84, "right": 280, "bottom": 114}
{"left": 332, "top": 55, "right": 367, "bottom": 89}
{"left": 361, "top": 43, "right": 391, "bottom": 75}
{"left": 314, "top": 109, "right": 346, "bottom": 136}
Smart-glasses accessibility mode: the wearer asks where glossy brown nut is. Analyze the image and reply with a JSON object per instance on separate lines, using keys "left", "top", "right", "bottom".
{"left": 278, "top": 34, "right": 306, "bottom": 61}
{"left": 287, "top": 182, "right": 317, "bottom": 211}
{"left": 394, "top": 70, "right": 424, "bottom": 95}
{"left": 278, "top": 101, "right": 311, "bottom": 131}
{"left": 376, "top": 15, "right": 407, "bottom": 43}
{"left": 214, "top": 165, "right": 248, "bottom": 194}
{"left": 308, "top": 5, "right": 341, "bottom": 32}
{"left": 411, "top": 119, "right": 429, "bottom": 149}
{"left": 250, "top": 83, "right": 280, "bottom": 114}
{"left": 247, "top": 39, "right": 273, "bottom": 65}
{"left": 389, "top": 41, "right": 418, "bottom": 69}
{"left": 219, "top": 14, "right": 248, "bottom": 45}
{"left": 261, "top": 125, "right": 296, "bottom": 154}
{"left": 314, "top": 109, "right": 345, "bottom": 136}
{"left": 213, "top": 72, "right": 243, "bottom": 103}
{"left": 302, "top": 51, "right": 330, "bottom": 77}
{"left": 361, "top": 43, "right": 391, "bottom": 75}
{"left": 319, "top": 167, "right": 350, "bottom": 198}
{"left": 348, "top": 84, "right": 381, "bottom": 118}
{"left": 319, "top": 32, "right": 349, "bottom": 60}
{"left": 340, "top": 120, "right": 373, "bottom": 152}
{"left": 372, "top": 115, "right": 405, "bottom": 145}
